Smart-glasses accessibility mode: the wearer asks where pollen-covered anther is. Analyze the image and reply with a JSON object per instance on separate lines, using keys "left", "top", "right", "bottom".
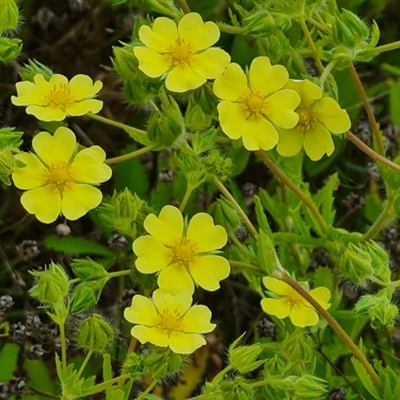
{"left": 166, "top": 39, "right": 195, "bottom": 65}
{"left": 296, "top": 106, "right": 317, "bottom": 132}
{"left": 47, "top": 83, "right": 74, "bottom": 107}
{"left": 243, "top": 92, "right": 268, "bottom": 117}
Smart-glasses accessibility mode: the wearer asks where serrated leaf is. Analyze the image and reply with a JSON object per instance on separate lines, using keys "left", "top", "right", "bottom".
{"left": 273, "top": 232, "right": 327, "bottom": 248}
{"left": 254, "top": 196, "right": 272, "bottom": 239}
{"left": 313, "top": 173, "right": 338, "bottom": 226}
{"left": 44, "top": 235, "right": 115, "bottom": 256}
{"left": 351, "top": 357, "right": 381, "bottom": 400}
{"left": 123, "top": 126, "right": 151, "bottom": 146}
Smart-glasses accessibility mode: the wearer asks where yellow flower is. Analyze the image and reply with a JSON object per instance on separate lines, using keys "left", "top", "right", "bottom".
{"left": 133, "top": 205, "right": 230, "bottom": 294}
{"left": 277, "top": 79, "right": 351, "bottom": 161}
{"left": 11, "top": 74, "right": 103, "bottom": 121}
{"left": 124, "top": 288, "right": 216, "bottom": 354}
{"left": 213, "top": 56, "right": 301, "bottom": 151}
{"left": 260, "top": 277, "right": 331, "bottom": 328}
{"left": 12, "top": 127, "right": 112, "bottom": 224}
{"left": 133, "top": 12, "right": 230, "bottom": 93}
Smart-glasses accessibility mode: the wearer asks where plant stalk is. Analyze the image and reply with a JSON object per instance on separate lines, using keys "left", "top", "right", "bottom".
{"left": 106, "top": 145, "right": 156, "bottom": 165}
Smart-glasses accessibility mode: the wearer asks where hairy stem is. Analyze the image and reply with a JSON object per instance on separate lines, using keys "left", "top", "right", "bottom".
{"left": 346, "top": 131, "right": 400, "bottom": 173}
{"left": 255, "top": 151, "right": 329, "bottom": 236}
{"left": 229, "top": 260, "right": 264, "bottom": 274}
{"left": 179, "top": 185, "right": 194, "bottom": 212}
{"left": 213, "top": 179, "right": 258, "bottom": 237}
{"left": 280, "top": 273, "right": 383, "bottom": 391}
{"left": 299, "top": 17, "right": 324, "bottom": 73}
{"left": 348, "top": 63, "right": 385, "bottom": 156}
{"left": 361, "top": 40, "right": 400, "bottom": 56}
{"left": 59, "top": 321, "right": 67, "bottom": 371}
{"left": 138, "top": 378, "right": 159, "bottom": 400}
{"left": 77, "top": 350, "right": 93, "bottom": 378}
{"left": 216, "top": 22, "right": 246, "bottom": 35}
{"left": 106, "top": 145, "right": 156, "bottom": 165}
{"left": 178, "top": 0, "right": 191, "bottom": 13}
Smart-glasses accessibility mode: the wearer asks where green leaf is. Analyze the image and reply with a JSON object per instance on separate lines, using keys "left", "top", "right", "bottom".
{"left": 313, "top": 173, "right": 338, "bottom": 226}
{"left": 390, "top": 80, "right": 400, "bottom": 128}
{"left": 0, "top": 343, "right": 20, "bottom": 381}
{"left": 25, "top": 359, "right": 57, "bottom": 395}
{"left": 254, "top": 196, "right": 272, "bottom": 239}
{"left": 273, "top": 232, "right": 327, "bottom": 248}
{"left": 351, "top": 357, "right": 381, "bottom": 400}
{"left": 44, "top": 235, "right": 115, "bottom": 256}
{"left": 123, "top": 126, "right": 151, "bottom": 146}
{"left": 0, "top": 127, "right": 23, "bottom": 150}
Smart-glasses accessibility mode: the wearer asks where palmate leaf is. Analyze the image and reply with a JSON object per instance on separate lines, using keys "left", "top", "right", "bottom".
{"left": 312, "top": 173, "right": 338, "bottom": 226}
{"left": 0, "top": 127, "right": 23, "bottom": 151}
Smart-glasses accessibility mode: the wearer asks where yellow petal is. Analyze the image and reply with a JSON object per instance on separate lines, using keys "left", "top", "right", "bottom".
{"left": 249, "top": 57, "right": 288, "bottom": 96}
{"left": 33, "top": 127, "right": 76, "bottom": 166}
{"left": 213, "top": 63, "right": 250, "bottom": 101}
{"left": 242, "top": 116, "right": 278, "bottom": 151}
{"left": 277, "top": 128, "right": 304, "bottom": 157}
{"left": 131, "top": 325, "right": 169, "bottom": 347}
{"left": 290, "top": 303, "right": 319, "bottom": 327}
{"left": 313, "top": 97, "right": 351, "bottom": 134}
{"left": 65, "top": 99, "right": 103, "bottom": 116}
{"left": 286, "top": 79, "right": 322, "bottom": 106}
{"left": 12, "top": 153, "right": 48, "bottom": 189}
{"left": 262, "top": 276, "right": 290, "bottom": 295}
{"left": 178, "top": 13, "right": 219, "bottom": 51}
{"left": 139, "top": 17, "right": 178, "bottom": 53}
{"left": 11, "top": 81, "right": 47, "bottom": 106}
{"left": 189, "top": 255, "right": 230, "bottom": 291}
{"left": 157, "top": 265, "right": 195, "bottom": 295}
{"left": 303, "top": 123, "right": 334, "bottom": 161}
{"left": 144, "top": 205, "right": 183, "bottom": 246}
{"left": 152, "top": 288, "right": 192, "bottom": 317}
{"left": 169, "top": 331, "right": 206, "bottom": 354}
{"left": 186, "top": 213, "right": 227, "bottom": 252}
{"left": 61, "top": 183, "right": 102, "bottom": 220}
{"left": 34, "top": 74, "right": 68, "bottom": 94}
{"left": 124, "top": 295, "right": 158, "bottom": 326}
{"left": 217, "top": 101, "right": 247, "bottom": 140}
{"left": 165, "top": 63, "right": 206, "bottom": 92}
{"left": 190, "top": 48, "right": 231, "bottom": 79}
{"left": 182, "top": 305, "right": 216, "bottom": 333}
{"left": 20, "top": 185, "right": 61, "bottom": 224}
{"left": 133, "top": 236, "right": 170, "bottom": 274}
{"left": 309, "top": 287, "right": 331, "bottom": 310}
{"left": 70, "top": 146, "right": 112, "bottom": 184}
{"left": 26, "top": 105, "right": 66, "bottom": 122}
{"left": 261, "top": 298, "right": 291, "bottom": 319}
{"left": 134, "top": 47, "right": 171, "bottom": 78}
{"left": 68, "top": 75, "right": 103, "bottom": 100}
{"left": 267, "top": 89, "right": 300, "bottom": 129}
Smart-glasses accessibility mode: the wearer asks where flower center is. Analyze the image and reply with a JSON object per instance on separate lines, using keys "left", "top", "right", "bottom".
{"left": 296, "top": 106, "right": 317, "bottom": 131}
{"left": 47, "top": 83, "right": 75, "bottom": 108}
{"left": 286, "top": 288, "right": 306, "bottom": 307}
{"left": 45, "top": 161, "right": 73, "bottom": 189}
{"left": 170, "top": 238, "right": 198, "bottom": 265}
{"left": 166, "top": 39, "right": 195, "bottom": 65}
{"left": 157, "top": 308, "right": 183, "bottom": 333}
{"left": 243, "top": 91, "right": 268, "bottom": 117}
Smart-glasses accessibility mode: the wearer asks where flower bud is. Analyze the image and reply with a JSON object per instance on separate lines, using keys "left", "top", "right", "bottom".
{"left": 77, "top": 313, "right": 114, "bottom": 352}
{"left": 29, "top": 262, "right": 69, "bottom": 306}
{"left": 333, "top": 18, "right": 357, "bottom": 48}
{"left": 0, "top": 37, "right": 22, "bottom": 63}
{"left": 147, "top": 94, "right": 185, "bottom": 148}
{"left": 19, "top": 60, "right": 53, "bottom": 83}
{"left": 71, "top": 259, "right": 108, "bottom": 281}
{"left": 340, "top": 243, "right": 374, "bottom": 284}
{"left": 113, "top": 44, "right": 139, "bottom": 81}
{"left": 221, "top": 379, "right": 254, "bottom": 400}
{"left": 229, "top": 341, "right": 264, "bottom": 374}
{"left": 143, "top": 347, "right": 184, "bottom": 380}
{"left": 0, "top": 0, "right": 18, "bottom": 30}
{"left": 184, "top": 100, "right": 212, "bottom": 132}
{"left": 294, "top": 375, "right": 327, "bottom": 399}
{"left": 208, "top": 198, "right": 241, "bottom": 234}
{"left": 123, "top": 352, "right": 147, "bottom": 381}
{"left": 280, "top": 330, "right": 312, "bottom": 366}
{"left": 70, "top": 279, "right": 107, "bottom": 315}
{"left": 367, "top": 241, "right": 391, "bottom": 285}
{"left": 243, "top": 9, "right": 275, "bottom": 38}
{"left": 340, "top": 10, "right": 369, "bottom": 44}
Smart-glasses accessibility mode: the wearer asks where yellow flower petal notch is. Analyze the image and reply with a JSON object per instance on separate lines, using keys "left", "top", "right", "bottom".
{"left": 12, "top": 127, "right": 112, "bottom": 224}
{"left": 11, "top": 74, "right": 103, "bottom": 121}
{"left": 260, "top": 277, "right": 331, "bottom": 328}
{"left": 133, "top": 205, "right": 230, "bottom": 294}
{"left": 133, "top": 13, "right": 231, "bottom": 93}
{"left": 277, "top": 79, "right": 351, "bottom": 161}
{"left": 213, "top": 56, "right": 301, "bottom": 151}
{"left": 124, "top": 288, "right": 216, "bottom": 354}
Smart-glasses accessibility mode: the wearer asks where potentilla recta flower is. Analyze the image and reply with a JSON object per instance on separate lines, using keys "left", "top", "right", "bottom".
{"left": 11, "top": 73, "right": 103, "bottom": 121}
{"left": 133, "top": 205, "right": 230, "bottom": 294}
{"left": 277, "top": 79, "right": 351, "bottom": 161}
{"left": 261, "top": 277, "right": 331, "bottom": 328}
{"left": 133, "top": 12, "right": 230, "bottom": 92}
{"left": 124, "top": 288, "right": 216, "bottom": 354}
{"left": 12, "top": 127, "right": 112, "bottom": 224}
{"left": 213, "top": 56, "right": 301, "bottom": 151}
